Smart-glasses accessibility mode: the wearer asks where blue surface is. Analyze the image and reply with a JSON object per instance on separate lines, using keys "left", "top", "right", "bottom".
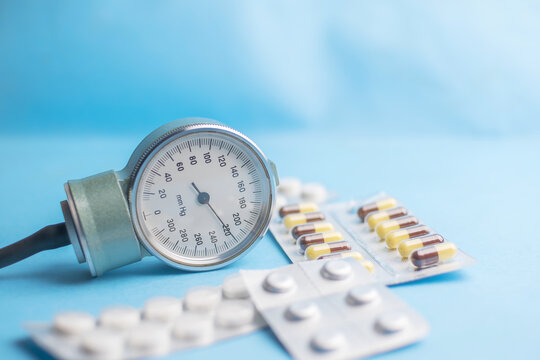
{"left": 1, "top": 1, "right": 540, "bottom": 359}
{"left": 0, "top": 131, "right": 538, "bottom": 359}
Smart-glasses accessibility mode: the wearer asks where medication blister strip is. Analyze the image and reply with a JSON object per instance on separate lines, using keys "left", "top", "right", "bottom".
{"left": 241, "top": 259, "right": 429, "bottom": 360}
{"left": 270, "top": 192, "right": 476, "bottom": 285}
{"left": 25, "top": 275, "right": 266, "bottom": 360}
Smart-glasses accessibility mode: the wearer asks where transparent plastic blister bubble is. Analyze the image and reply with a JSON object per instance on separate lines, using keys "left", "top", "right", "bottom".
{"left": 270, "top": 192, "right": 476, "bottom": 285}
{"left": 238, "top": 263, "right": 320, "bottom": 311}
{"left": 240, "top": 259, "right": 429, "bottom": 360}
{"left": 25, "top": 274, "right": 265, "bottom": 360}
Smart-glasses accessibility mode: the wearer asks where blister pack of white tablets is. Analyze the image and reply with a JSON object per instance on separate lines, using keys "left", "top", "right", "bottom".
{"left": 240, "top": 258, "right": 429, "bottom": 360}
{"left": 270, "top": 190, "right": 476, "bottom": 285}
{"left": 25, "top": 274, "right": 265, "bottom": 360}
{"left": 276, "top": 178, "right": 334, "bottom": 210}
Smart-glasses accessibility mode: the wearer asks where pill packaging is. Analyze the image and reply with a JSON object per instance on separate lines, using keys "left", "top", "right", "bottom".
{"left": 275, "top": 177, "right": 335, "bottom": 209}
{"left": 25, "top": 274, "right": 265, "bottom": 360}
{"left": 241, "top": 258, "right": 429, "bottom": 360}
{"left": 270, "top": 192, "right": 476, "bottom": 285}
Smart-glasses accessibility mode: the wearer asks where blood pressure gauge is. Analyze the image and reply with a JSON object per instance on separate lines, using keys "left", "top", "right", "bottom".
{"left": 0, "top": 118, "right": 279, "bottom": 276}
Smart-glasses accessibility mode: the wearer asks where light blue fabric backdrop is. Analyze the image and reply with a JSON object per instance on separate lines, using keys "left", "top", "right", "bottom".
{"left": 2, "top": 1, "right": 539, "bottom": 135}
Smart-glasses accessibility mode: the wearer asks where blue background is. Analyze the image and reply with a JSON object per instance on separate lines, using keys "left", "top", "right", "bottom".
{"left": 1, "top": 1, "right": 539, "bottom": 359}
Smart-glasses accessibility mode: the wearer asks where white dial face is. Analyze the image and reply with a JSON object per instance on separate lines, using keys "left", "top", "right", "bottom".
{"left": 133, "top": 130, "right": 272, "bottom": 267}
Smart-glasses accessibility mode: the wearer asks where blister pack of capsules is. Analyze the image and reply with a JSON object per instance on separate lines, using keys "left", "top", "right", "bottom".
{"left": 271, "top": 184, "right": 476, "bottom": 285}
{"left": 241, "top": 258, "right": 429, "bottom": 360}
{"left": 25, "top": 274, "right": 265, "bottom": 360}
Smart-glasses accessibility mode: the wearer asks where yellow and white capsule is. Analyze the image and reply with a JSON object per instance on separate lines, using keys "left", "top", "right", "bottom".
{"left": 279, "top": 203, "right": 319, "bottom": 218}
{"left": 291, "top": 222, "right": 335, "bottom": 240}
{"left": 398, "top": 234, "right": 445, "bottom": 258}
{"left": 410, "top": 242, "right": 457, "bottom": 269}
{"left": 297, "top": 231, "right": 344, "bottom": 251}
{"left": 375, "top": 216, "right": 419, "bottom": 240}
{"left": 305, "top": 241, "right": 351, "bottom": 260}
{"left": 366, "top": 207, "right": 408, "bottom": 230}
{"left": 385, "top": 225, "right": 430, "bottom": 249}
{"left": 360, "top": 260, "right": 375, "bottom": 274}
{"left": 317, "top": 251, "right": 364, "bottom": 261}
{"left": 357, "top": 198, "right": 398, "bottom": 221}
{"left": 316, "top": 252, "right": 374, "bottom": 273}
{"left": 284, "top": 212, "right": 325, "bottom": 230}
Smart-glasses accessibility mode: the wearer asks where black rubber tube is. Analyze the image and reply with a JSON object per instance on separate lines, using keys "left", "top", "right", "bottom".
{"left": 0, "top": 223, "right": 71, "bottom": 269}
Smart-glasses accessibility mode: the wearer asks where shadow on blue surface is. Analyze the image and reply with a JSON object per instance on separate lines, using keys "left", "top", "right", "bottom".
{"left": 0, "top": 259, "right": 192, "bottom": 285}
{"left": 390, "top": 270, "right": 469, "bottom": 288}
{"left": 0, "top": 263, "right": 91, "bottom": 285}
{"left": 16, "top": 338, "right": 54, "bottom": 360}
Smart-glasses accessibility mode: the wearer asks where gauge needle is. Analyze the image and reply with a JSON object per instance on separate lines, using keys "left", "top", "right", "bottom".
{"left": 191, "top": 182, "right": 238, "bottom": 242}
{"left": 191, "top": 182, "right": 210, "bottom": 205}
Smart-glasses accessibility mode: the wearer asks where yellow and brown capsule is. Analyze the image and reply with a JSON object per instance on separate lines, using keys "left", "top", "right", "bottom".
{"left": 366, "top": 207, "right": 408, "bottom": 230}
{"left": 305, "top": 241, "right": 352, "bottom": 260}
{"left": 291, "top": 222, "right": 334, "bottom": 240}
{"left": 284, "top": 212, "right": 325, "bottom": 230}
{"left": 357, "top": 198, "right": 398, "bottom": 221}
{"left": 298, "top": 231, "right": 344, "bottom": 251}
{"left": 385, "top": 225, "right": 430, "bottom": 249}
{"left": 398, "top": 234, "right": 445, "bottom": 258}
{"left": 375, "top": 216, "right": 419, "bottom": 240}
{"left": 410, "top": 243, "right": 457, "bottom": 269}
{"left": 279, "top": 202, "right": 319, "bottom": 218}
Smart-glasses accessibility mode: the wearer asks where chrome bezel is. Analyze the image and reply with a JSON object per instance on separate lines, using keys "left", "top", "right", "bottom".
{"left": 129, "top": 123, "right": 276, "bottom": 271}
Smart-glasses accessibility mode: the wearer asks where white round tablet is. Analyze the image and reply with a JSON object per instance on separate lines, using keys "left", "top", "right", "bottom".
{"left": 263, "top": 272, "right": 296, "bottom": 293}
{"left": 310, "top": 329, "right": 347, "bottom": 352}
{"left": 347, "top": 287, "right": 380, "bottom": 306}
{"left": 126, "top": 324, "right": 170, "bottom": 355}
{"left": 376, "top": 311, "right": 409, "bottom": 333}
{"left": 100, "top": 306, "right": 140, "bottom": 330}
{"left": 143, "top": 297, "right": 182, "bottom": 322}
{"left": 215, "top": 300, "right": 255, "bottom": 329}
{"left": 184, "top": 286, "right": 222, "bottom": 313}
{"left": 277, "top": 177, "right": 302, "bottom": 197}
{"left": 301, "top": 183, "right": 328, "bottom": 203}
{"left": 222, "top": 274, "right": 249, "bottom": 299}
{"left": 172, "top": 312, "right": 213, "bottom": 343}
{"left": 321, "top": 260, "right": 352, "bottom": 281}
{"left": 80, "top": 329, "right": 123, "bottom": 359}
{"left": 285, "top": 301, "right": 319, "bottom": 321}
{"left": 53, "top": 311, "right": 95, "bottom": 335}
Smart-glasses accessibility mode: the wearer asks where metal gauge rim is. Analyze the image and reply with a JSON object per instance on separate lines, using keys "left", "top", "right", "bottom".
{"left": 129, "top": 123, "right": 276, "bottom": 271}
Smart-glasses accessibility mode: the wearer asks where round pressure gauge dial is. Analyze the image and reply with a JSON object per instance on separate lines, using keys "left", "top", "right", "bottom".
{"left": 2, "top": 118, "right": 277, "bottom": 277}
{"left": 129, "top": 122, "right": 277, "bottom": 270}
